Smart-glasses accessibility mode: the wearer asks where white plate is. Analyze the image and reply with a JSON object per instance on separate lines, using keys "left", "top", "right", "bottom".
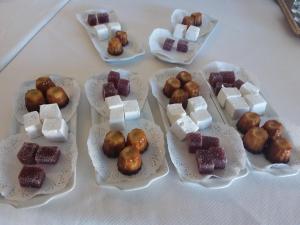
{"left": 76, "top": 9, "right": 145, "bottom": 63}
{"left": 85, "top": 69, "right": 149, "bottom": 117}
{"left": 14, "top": 75, "right": 80, "bottom": 124}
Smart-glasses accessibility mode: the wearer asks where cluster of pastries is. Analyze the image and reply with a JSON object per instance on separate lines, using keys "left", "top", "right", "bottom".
{"left": 102, "top": 128, "right": 148, "bottom": 175}
{"left": 25, "top": 76, "right": 69, "bottom": 112}
{"left": 237, "top": 112, "right": 292, "bottom": 163}
{"left": 107, "top": 31, "right": 129, "bottom": 56}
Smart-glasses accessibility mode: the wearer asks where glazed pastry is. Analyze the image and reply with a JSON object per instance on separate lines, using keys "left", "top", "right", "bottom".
{"left": 115, "top": 31, "right": 128, "bottom": 46}
{"left": 182, "top": 16, "right": 193, "bottom": 27}
{"left": 170, "top": 89, "right": 189, "bottom": 109}
{"left": 176, "top": 71, "right": 192, "bottom": 86}
{"left": 36, "top": 76, "right": 56, "bottom": 96}
{"left": 107, "top": 37, "right": 123, "bottom": 56}
{"left": 183, "top": 81, "right": 200, "bottom": 98}
{"left": 265, "top": 137, "right": 292, "bottom": 163}
{"left": 25, "top": 89, "right": 46, "bottom": 112}
{"left": 163, "top": 77, "right": 181, "bottom": 98}
{"left": 117, "top": 146, "right": 142, "bottom": 175}
{"left": 237, "top": 112, "right": 261, "bottom": 134}
{"left": 127, "top": 128, "right": 148, "bottom": 153}
{"left": 191, "top": 12, "right": 202, "bottom": 26}
{"left": 243, "top": 127, "right": 269, "bottom": 154}
{"left": 262, "top": 120, "right": 283, "bottom": 139}
{"left": 102, "top": 131, "right": 126, "bottom": 158}
{"left": 46, "top": 86, "right": 69, "bottom": 108}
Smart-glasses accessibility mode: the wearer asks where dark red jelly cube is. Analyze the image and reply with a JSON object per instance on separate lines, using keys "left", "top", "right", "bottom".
{"left": 196, "top": 149, "right": 214, "bottom": 174}
{"left": 97, "top": 12, "right": 109, "bottom": 24}
{"left": 220, "top": 71, "right": 235, "bottom": 84}
{"left": 87, "top": 14, "right": 98, "bottom": 26}
{"left": 209, "top": 147, "right": 227, "bottom": 169}
{"left": 107, "top": 71, "right": 120, "bottom": 88}
{"left": 163, "top": 38, "right": 175, "bottom": 51}
{"left": 234, "top": 79, "right": 244, "bottom": 89}
{"left": 213, "top": 82, "right": 222, "bottom": 96}
{"left": 18, "top": 166, "right": 45, "bottom": 188}
{"left": 202, "top": 136, "right": 220, "bottom": 150}
{"left": 209, "top": 73, "right": 223, "bottom": 88}
{"left": 103, "top": 82, "right": 118, "bottom": 99}
{"left": 117, "top": 79, "right": 130, "bottom": 96}
{"left": 186, "top": 132, "right": 202, "bottom": 153}
{"left": 177, "top": 39, "right": 188, "bottom": 53}
{"left": 35, "top": 146, "right": 61, "bottom": 164}
{"left": 17, "top": 142, "right": 39, "bottom": 165}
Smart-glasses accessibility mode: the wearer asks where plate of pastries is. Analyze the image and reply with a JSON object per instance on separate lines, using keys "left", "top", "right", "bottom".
{"left": 14, "top": 75, "right": 80, "bottom": 124}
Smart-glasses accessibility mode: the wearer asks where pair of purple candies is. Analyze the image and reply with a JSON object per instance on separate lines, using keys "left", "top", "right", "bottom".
{"left": 163, "top": 38, "right": 189, "bottom": 53}
{"left": 87, "top": 12, "right": 109, "bottom": 26}
{"left": 103, "top": 71, "right": 130, "bottom": 98}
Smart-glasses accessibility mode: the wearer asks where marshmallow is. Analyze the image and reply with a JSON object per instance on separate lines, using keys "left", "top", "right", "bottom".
{"left": 109, "top": 107, "right": 125, "bottom": 130}
{"left": 244, "top": 94, "right": 267, "bottom": 115}
{"left": 167, "top": 104, "right": 187, "bottom": 125}
{"left": 170, "top": 115, "right": 198, "bottom": 140}
{"left": 173, "top": 24, "right": 187, "bottom": 39}
{"left": 94, "top": 24, "right": 109, "bottom": 41}
{"left": 107, "top": 22, "right": 121, "bottom": 35}
{"left": 225, "top": 97, "right": 249, "bottom": 120}
{"left": 42, "top": 118, "right": 68, "bottom": 142}
{"left": 240, "top": 82, "right": 259, "bottom": 96}
{"left": 185, "top": 25, "right": 200, "bottom": 41}
{"left": 105, "top": 95, "right": 123, "bottom": 110}
{"left": 123, "top": 100, "right": 140, "bottom": 120}
{"left": 23, "top": 111, "right": 42, "bottom": 139}
{"left": 217, "top": 87, "right": 241, "bottom": 108}
{"left": 39, "top": 104, "right": 62, "bottom": 121}
{"left": 190, "top": 110, "right": 212, "bottom": 130}
{"left": 187, "top": 96, "right": 207, "bottom": 114}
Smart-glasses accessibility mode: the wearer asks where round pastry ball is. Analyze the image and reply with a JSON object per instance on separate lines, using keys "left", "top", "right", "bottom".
{"left": 262, "top": 120, "right": 283, "bottom": 140}
{"left": 183, "top": 81, "right": 200, "bottom": 98}
{"left": 243, "top": 127, "right": 269, "bottom": 154}
{"left": 102, "top": 131, "right": 126, "bottom": 158}
{"left": 237, "top": 112, "right": 261, "bottom": 134}
{"left": 25, "top": 89, "right": 46, "bottom": 112}
{"left": 191, "top": 12, "right": 202, "bottom": 26}
{"left": 107, "top": 37, "right": 123, "bottom": 56}
{"left": 176, "top": 71, "right": 192, "bottom": 86}
{"left": 163, "top": 77, "right": 181, "bottom": 98}
{"left": 169, "top": 88, "right": 189, "bottom": 109}
{"left": 115, "top": 31, "right": 128, "bottom": 46}
{"left": 265, "top": 137, "right": 292, "bottom": 163}
{"left": 36, "top": 76, "right": 56, "bottom": 96}
{"left": 127, "top": 128, "right": 148, "bottom": 153}
{"left": 182, "top": 16, "right": 193, "bottom": 27}
{"left": 46, "top": 86, "right": 69, "bottom": 108}
{"left": 117, "top": 146, "right": 142, "bottom": 175}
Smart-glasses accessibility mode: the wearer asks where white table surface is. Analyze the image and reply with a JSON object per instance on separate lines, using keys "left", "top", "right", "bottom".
{"left": 0, "top": 0, "right": 300, "bottom": 224}
{"left": 0, "top": 0, "right": 70, "bottom": 72}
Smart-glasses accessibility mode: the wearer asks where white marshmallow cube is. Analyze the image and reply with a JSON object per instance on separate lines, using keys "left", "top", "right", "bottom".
{"left": 185, "top": 25, "right": 200, "bottom": 41}
{"left": 244, "top": 94, "right": 267, "bottom": 115}
{"left": 225, "top": 97, "right": 250, "bottom": 120}
{"left": 42, "top": 118, "right": 68, "bottom": 142}
{"left": 167, "top": 104, "right": 186, "bottom": 125}
{"left": 23, "top": 111, "right": 42, "bottom": 139}
{"left": 173, "top": 24, "right": 187, "bottom": 39}
{"left": 109, "top": 107, "right": 125, "bottom": 130}
{"left": 187, "top": 96, "right": 207, "bottom": 114}
{"left": 105, "top": 95, "right": 123, "bottom": 110}
{"left": 123, "top": 100, "right": 140, "bottom": 120}
{"left": 170, "top": 115, "right": 198, "bottom": 141}
{"left": 240, "top": 82, "right": 259, "bottom": 96}
{"left": 190, "top": 110, "right": 212, "bottom": 130}
{"left": 94, "top": 24, "right": 109, "bottom": 41}
{"left": 39, "top": 103, "right": 62, "bottom": 121}
{"left": 217, "top": 87, "right": 241, "bottom": 108}
{"left": 107, "top": 22, "right": 121, "bottom": 35}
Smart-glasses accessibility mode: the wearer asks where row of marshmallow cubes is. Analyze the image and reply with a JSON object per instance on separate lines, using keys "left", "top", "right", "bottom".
{"left": 23, "top": 103, "right": 68, "bottom": 142}
{"left": 217, "top": 81, "right": 267, "bottom": 120}
{"left": 168, "top": 96, "right": 212, "bottom": 141}
{"left": 173, "top": 24, "right": 200, "bottom": 42}
{"left": 105, "top": 95, "right": 140, "bottom": 130}
{"left": 94, "top": 22, "right": 121, "bottom": 41}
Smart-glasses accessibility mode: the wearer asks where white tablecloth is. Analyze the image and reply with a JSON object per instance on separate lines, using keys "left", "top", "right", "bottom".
{"left": 0, "top": 0, "right": 70, "bottom": 71}
{"left": 0, "top": 0, "right": 300, "bottom": 224}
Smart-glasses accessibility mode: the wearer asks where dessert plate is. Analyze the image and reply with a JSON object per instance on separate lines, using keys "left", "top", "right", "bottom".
{"left": 85, "top": 69, "right": 149, "bottom": 118}
{"left": 76, "top": 9, "right": 145, "bottom": 63}
{"left": 14, "top": 75, "right": 80, "bottom": 124}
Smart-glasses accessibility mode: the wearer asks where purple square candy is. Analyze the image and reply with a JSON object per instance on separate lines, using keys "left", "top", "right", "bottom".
{"left": 17, "top": 142, "right": 39, "bottom": 165}
{"left": 97, "top": 12, "right": 109, "bottom": 24}
{"left": 107, "top": 71, "right": 120, "bottom": 88}
{"left": 209, "top": 147, "right": 227, "bottom": 169}
{"left": 18, "top": 166, "right": 45, "bottom": 188}
{"left": 87, "top": 14, "right": 97, "bottom": 26}
{"left": 209, "top": 73, "right": 223, "bottom": 88}
{"left": 177, "top": 39, "right": 188, "bottom": 53}
{"left": 202, "top": 136, "right": 220, "bottom": 150}
{"left": 196, "top": 149, "right": 214, "bottom": 174}
{"left": 103, "top": 82, "right": 118, "bottom": 99}
{"left": 186, "top": 132, "right": 202, "bottom": 153}
{"left": 35, "top": 146, "right": 61, "bottom": 164}
{"left": 117, "top": 79, "right": 130, "bottom": 96}
{"left": 234, "top": 79, "right": 244, "bottom": 89}
{"left": 220, "top": 71, "right": 235, "bottom": 84}
{"left": 163, "top": 38, "right": 175, "bottom": 51}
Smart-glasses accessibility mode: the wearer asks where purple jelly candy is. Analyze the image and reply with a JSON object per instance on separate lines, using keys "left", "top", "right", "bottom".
{"left": 18, "top": 166, "right": 45, "bottom": 188}
{"left": 209, "top": 147, "right": 227, "bottom": 169}
{"left": 220, "top": 71, "right": 235, "bottom": 84}
{"left": 163, "top": 38, "right": 175, "bottom": 51}
{"left": 17, "top": 142, "right": 39, "bottom": 165}
{"left": 209, "top": 73, "right": 223, "bottom": 88}
{"left": 214, "top": 82, "right": 223, "bottom": 96}
{"left": 35, "top": 146, "right": 61, "bottom": 164}
{"left": 87, "top": 14, "right": 98, "bottom": 26}
{"left": 202, "top": 136, "right": 220, "bottom": 150}
{"left": 234, "top": 79, "right": 244, "bottom": 89}
{"left": 117, "top": 79, "right": 130, "bottom": 96}
{"left": 97, "top": 12, "right": 109, "bottom": 24}
{"left": 107, "top": 71, "right": 120, "bottom": 88}
{"left": 177, "top": 39, "right": 188, "bottom": 53}
{"left": 196, "top": 149, "right": 214, "bottom": 174}
{"left": 186, "top": 132, "right": 202, "bottom": 153}
{"left": 103, "top": 82, "right": 118, "bottom": 99}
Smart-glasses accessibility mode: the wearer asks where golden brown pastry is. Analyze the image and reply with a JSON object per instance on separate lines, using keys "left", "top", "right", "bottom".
{"left": 170, "top": 89, "right": 189, "bottom": 109}
{"left": 127, "top": 128, "right": 148, "bottom": 153}
{"left": 163, "top": 77, "right": 181, "bottom": 98}
{"left": 182, "top": 16, "right": 193, "bottom": 27}
{"left": 237, "top": 112, "right": 261, "bottom": 134}
{"left": 176, "top": 71, "right": 192, "bottom": 86}
{"left": 102, "top": 131, "right": 126, "bottom": 158}
{"left": 262, "top": 120, "right": 283, "bottom": 140}
{"left": 36, "top": 77, "right": 56, "bottom": 96}
{"left": 117, "top": 146, "right": 142, "bottom": 175}
{"left": 243, "top": 127, "right": 269, "bottom": 154}
{"left": 183, "top": 81, "right": 200, "bottom": 98}
{"left": 107, "top": 37, "right": 123, "bottom": 56}
{"left": 25, "top": 89, "right": 46, "bottom": 112}
{"left": 265, "top": 137, "right": 292, "bottom": 163}
{"left": 46, "top": 86, "right": 69, "bottom": 108}
{"left": 115, "top": 31, "right": 128, "bottom": 46}
{"left": 191, "top": 12, "right": 202, "bottom": 26}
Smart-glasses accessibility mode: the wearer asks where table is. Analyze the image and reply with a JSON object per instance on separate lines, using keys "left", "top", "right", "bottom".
{"left": 0, "top": 0, "right": 300, "bottom": 224}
